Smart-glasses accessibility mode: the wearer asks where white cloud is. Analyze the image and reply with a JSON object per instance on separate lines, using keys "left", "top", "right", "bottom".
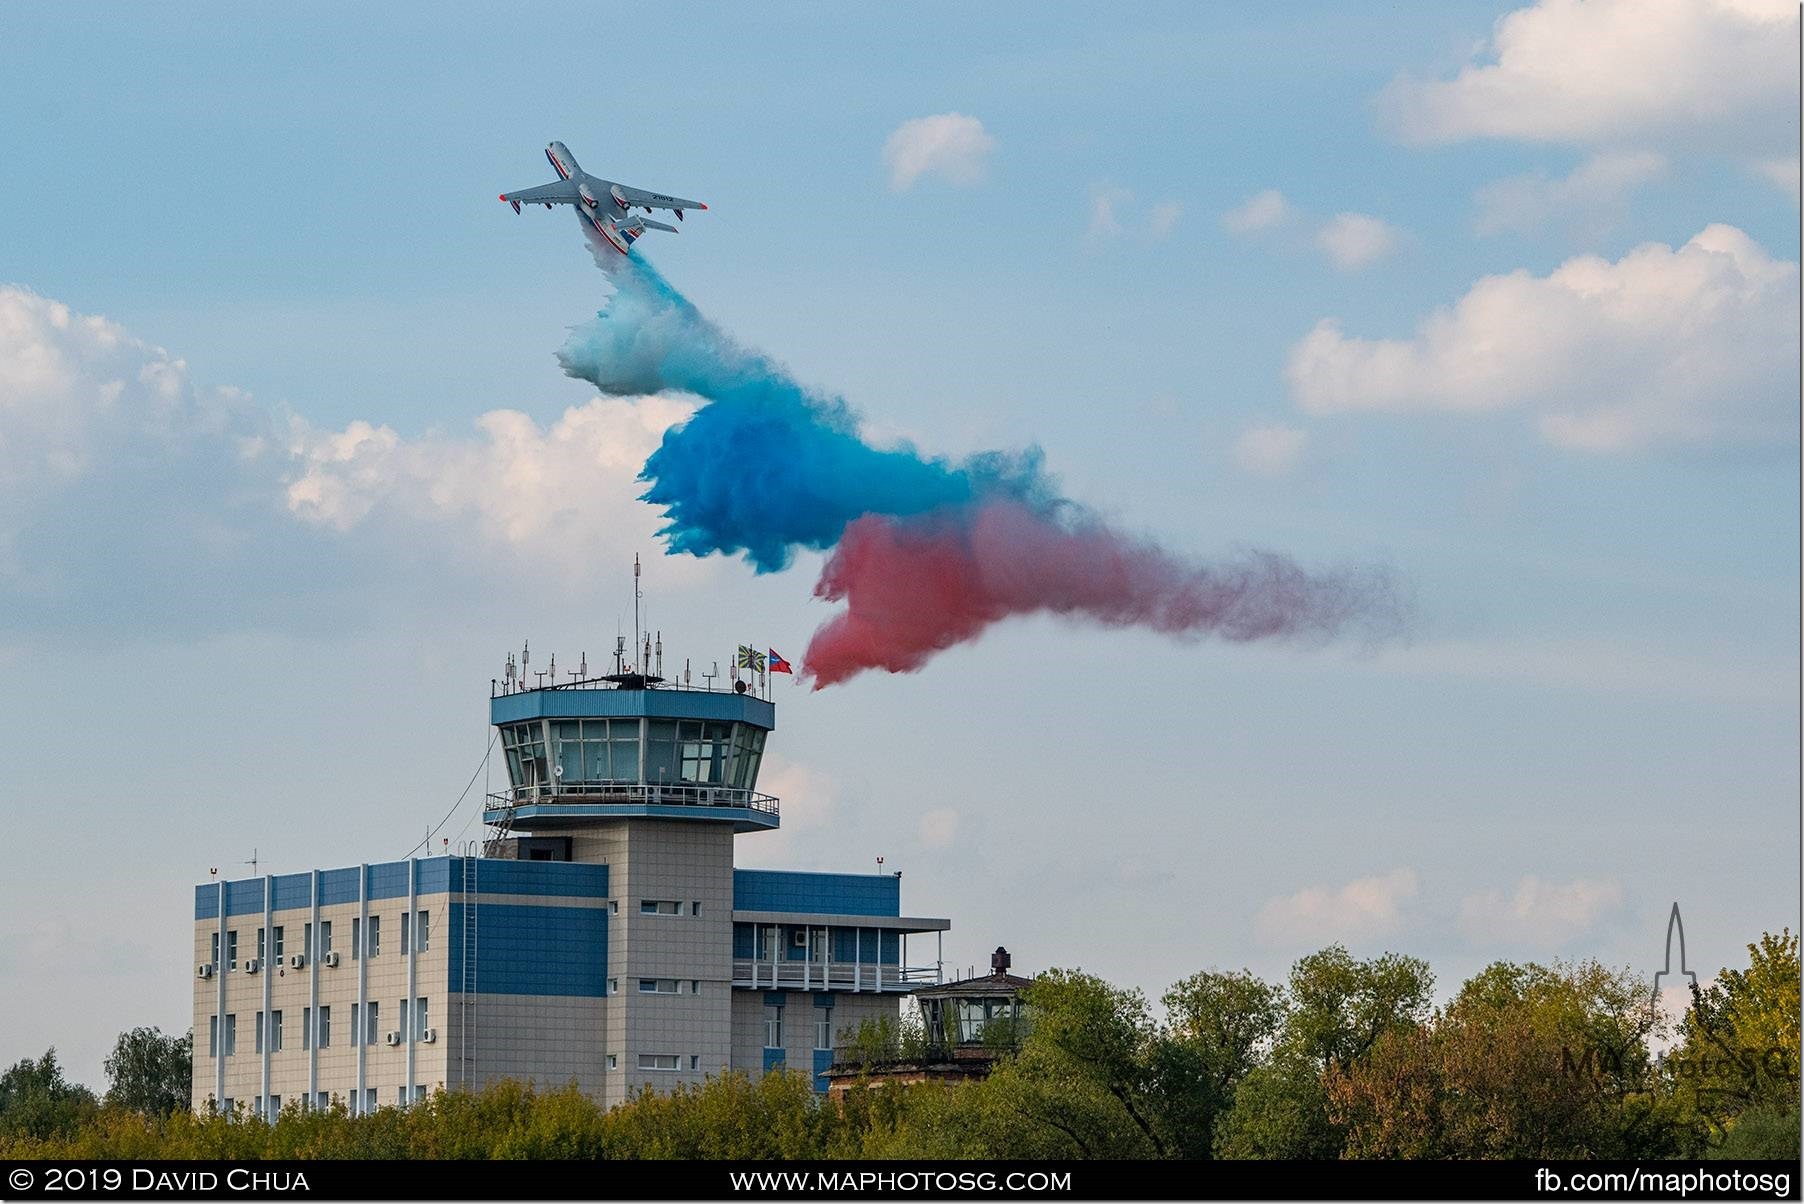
{"left": 1459, "top": 876, "right": 1624, "bottom": 946}
{"left": 1255, "top": 868, "right": 1418, "bottom": 947}
{"left": 1232, "top": 424, "right": 1308, "bottom": 476}
{"left": 1147, "top": 200, "right": 1183, "bottom": 240}
{"left": 1088, "top": 187, "right": 1129, "bottom": 240}
{"left": 1222, "top": 188, "right": 1294, "bottom": 233}
{"left": 1089, "top": 188, "right": 1182, "bottom": 243}
{"left": 1380, "top": 0, "right": 1798, "bottom": 152}
{"left": 1474, "top": 151, "right": 1669, "bottom": 237}
{"left": 918, "top": 807, "right": 960, "bottom": 849}
{"left": 1752, "top": 156, "right": 1801, "bottom": 203}
{"left": 1287, "top": 224, "right": 1800, "bottom": 451}
{"left": 1315, "top": 212, "right": 1403, "bottom": 270}
{"left": 0, "top": 285, "right": 707, "bottom": 641}
{"left": 731, "top": 754, "right": 840, "bottom": 869}
{"left": 285, "top": 395, "right": 702, "bottom": 581}
{"left": 883, "top": 113, "right": 996, "bottom": 191}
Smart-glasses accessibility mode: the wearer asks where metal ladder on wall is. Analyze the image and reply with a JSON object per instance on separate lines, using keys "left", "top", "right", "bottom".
{"left": 459, "top": 854, "right": 477, "bottom": 1090}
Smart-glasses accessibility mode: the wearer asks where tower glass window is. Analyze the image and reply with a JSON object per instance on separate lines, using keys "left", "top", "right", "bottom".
{"left": 677, "top": 720, "right": 732, "bottom": 783}
{"left": 501, "top": 722, "right": 549, "bottom": 790}
{"left": 644, "top": 719, "right": 678, "bottom": 785}
{"left": 726, "top": 725, "right": 766, "bottom": 790}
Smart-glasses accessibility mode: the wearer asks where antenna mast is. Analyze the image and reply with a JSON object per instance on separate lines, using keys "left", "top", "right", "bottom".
{"left": 633, "top": 554, "right": 642, "bottom": 675}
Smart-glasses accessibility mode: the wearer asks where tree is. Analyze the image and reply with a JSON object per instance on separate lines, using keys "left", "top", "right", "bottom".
{"left": 1214, "top": 945, "right": 1433, "bottom": 1158}
{"left": 983, "top": 969, "right": 1169, "bottom": 1157}
{"left": 1326, "top": 959, "right": 1678, "bottom": 1158}
{"left": 1671, "top": 929, "right": 1801, "bottom": 1155}
{"left": 104, "top": 1027, "right": 193, "bottom": 1118}
{"left": 1156, "top": 969, "right": 1284, "bottom": 1157}
{"left": 0, "top": 1050, "right": 98, "bottom": 1141}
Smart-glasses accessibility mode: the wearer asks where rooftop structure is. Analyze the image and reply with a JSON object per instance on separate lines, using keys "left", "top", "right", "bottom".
{"left": 190, "top": 578, "right": 952, "bottom": 1119}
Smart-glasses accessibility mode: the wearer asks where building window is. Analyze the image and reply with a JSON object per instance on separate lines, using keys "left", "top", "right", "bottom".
{"left": 350, "top": 918, "right": 360, "bottom": 961}
{"left": 415, "top": 997, "right": 428, "bottom": 1037}
{"left": 223, "top": 1014, "right": 236, "bottom": 1057}
{"left": 365, "top": 1001, "right": 379, "bottom": 1046}
{"left": 413, "top": 1085, "right": 426, "bottom": 1104}
{"left": 256, "top": 927, "right": 266, "bottom": 963}
{"left": 606, "top": 1054, "right": 618, "bottom": 1071}
{"left": 397, "top": 998, "right": 408, "bottom": 1040}
{"left": 226, "top": 930, "right": 238, "bottom": 970}
{"left": 210, "top": 932, "right": 220, "bottom": 968}
{"left": 690, "top": 1055, "right": 700, "bottom": 1071}
{"left": 416, "top": 911, "right": 430, "bottom": 953}
{"left": 397, "top": 1086, "right": 408, "bottom": 1106}
{"left": 267, "top": 1094, "right": 280, "bottom": 1119}
{"left": 814, "top": 1014, "right": 833, "bottom": 1051}
{"left": 319, "top": 920, "right": 332, "bottom": 956}
{"left": 637, "top": 1054, "right": 678, "bottom": 1072}
{"left": 350, "top": 1003, "right": 359, "bottom": 1047}
{"left": 254, "top": 1011, "right": 264, "bottom": 1054}
{"left": 301, "top": 1007, "right": 311, "bottom": 1051}
{"left": 640, "top": 899, "right": 680, "bottom": 915}
{"left": 400, "top": 912, "right": 410, "bottom": 954}
{"left": 638, "top": 978, "right": 679, "bottom": 994}
{"left": 609, "top": 900, "right": 619, "bottom": 915}
{"left": 693, "top": 901, "right": 702, "bottom": 916}
{"left": 208, "top": 1015, "right": 218, "bottom": 1058}
{"left": 221, "top": 1097, "right": 233, "bottom": 1115}
{"left": 365, "top": 1088, "right": 376, "bottom": 1114}
{"left": 692, "top": 980, "right": 701, "bottom": 994}
{"left": 764, "top": 1008, "right": 783, "bottom": 1049}
{"left": 302, "top": 922, "right": 312, "bottom": 960}
{"left": 608, "top": 979, "right": 618, "bottom": 995}
{"left": 269, "top": 1008, "right": 282, "bottom": 1053}
{"left": 272, "top": 926, "right": 284, "bottom": 963}
{"left": 318, "top": 1006, "right": 331, "bottom": 1049}
{"left": 316, "top": 1092, "right": 330, "bottom": 1110}
{"left": 367, "top": 915, "right": 381, "bottom": 958}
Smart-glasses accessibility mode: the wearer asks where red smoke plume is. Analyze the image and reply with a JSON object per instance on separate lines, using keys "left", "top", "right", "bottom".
{"left": 803, "top": 500, "right": 1401, "bottom": 688}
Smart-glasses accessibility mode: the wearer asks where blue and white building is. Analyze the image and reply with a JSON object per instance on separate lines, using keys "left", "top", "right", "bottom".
{"left": 190, "top": 641, "right": 950, "bottom": 1117}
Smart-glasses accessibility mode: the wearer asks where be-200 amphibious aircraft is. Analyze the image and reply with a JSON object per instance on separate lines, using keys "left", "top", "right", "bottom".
{"left": 499, "top": 141, "right": 707, "bottom": 256}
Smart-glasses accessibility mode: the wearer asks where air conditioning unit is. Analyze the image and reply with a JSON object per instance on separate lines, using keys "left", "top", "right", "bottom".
{"left": 244, "top": 958, "right": 260, "bottom": 974}
{"left": 196, "top": 963, "right": 214, "bottom": 980}
{"left": 384, "top": 1031, "right": 402, "bottom": 1047}
{"left": 322, "top": 951, "right": 340, "bottom": 968}
{"left": 289, "top": 954, "right": 306, "bottom": 970}
{"left": 419, "top": 1028, "right": 437, "bottom": 1044}
{"left": 792, "top": 929, "right": 807, "bottom": 947}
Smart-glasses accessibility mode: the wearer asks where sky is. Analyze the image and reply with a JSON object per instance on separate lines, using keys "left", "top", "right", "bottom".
{"left": 0, "top": 0, "right": 1798, "bottom": 1086}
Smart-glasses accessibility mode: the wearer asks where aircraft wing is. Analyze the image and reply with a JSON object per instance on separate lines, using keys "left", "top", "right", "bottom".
{"left": 500, "top": 180, "right": 581, "bottom": 207}
{"left": 610, "top": 182, "right": 707, "bottom": 214}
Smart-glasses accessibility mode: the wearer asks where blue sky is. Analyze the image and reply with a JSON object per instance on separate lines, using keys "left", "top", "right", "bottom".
{"left": 0, "top": 0, "right": 1797, "bottom": 1084}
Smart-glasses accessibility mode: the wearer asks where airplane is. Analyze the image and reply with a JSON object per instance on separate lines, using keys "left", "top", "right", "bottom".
{"left": 499, "top": 141, "right": 707, "bottom": 256}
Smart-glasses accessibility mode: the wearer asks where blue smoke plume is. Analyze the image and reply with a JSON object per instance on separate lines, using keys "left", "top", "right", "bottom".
{"left": 557, "top": 255, "right": 1050, "bottom": 572}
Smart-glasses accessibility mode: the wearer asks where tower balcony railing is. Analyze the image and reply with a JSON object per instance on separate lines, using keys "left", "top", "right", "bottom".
{"left": 486, "top": 782, "right": 780, "bottom": 818}
{"left": 731, "top": 960, "right": 942, "bottom": 992}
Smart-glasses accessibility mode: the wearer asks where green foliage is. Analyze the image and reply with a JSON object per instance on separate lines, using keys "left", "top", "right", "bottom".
{"left": 1213, "top": 945, "right": 1433, "bottom": 1158}
{"left": 1324, "top": 959, "right": 1681, "bottom": 1159}
{"left": 1703, "top": 1101, "right": 1802, "bottom": 1160}
{"left": 104, "top": 1027, "right": 193, "bottom": 1119}
{"left": 1670, "top": 929, "right": 1802, "bottom": 1146}
{"left": 5, "top": 933, "right": 1792, "bottom": 1161}
{"left": 0, "top": 1050, "right": 98, "bottom": 1142}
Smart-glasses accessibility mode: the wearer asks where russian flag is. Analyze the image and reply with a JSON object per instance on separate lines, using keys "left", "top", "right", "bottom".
{"left": 768, "top": 649, "right": 793, "bottom": 675}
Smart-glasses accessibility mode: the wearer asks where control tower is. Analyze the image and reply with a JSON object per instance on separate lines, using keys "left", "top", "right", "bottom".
{"left": 189, "top": 571, "right": 951, "bottom": 1118}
